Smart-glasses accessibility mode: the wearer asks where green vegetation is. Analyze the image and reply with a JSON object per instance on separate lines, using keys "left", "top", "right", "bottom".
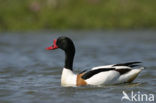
{"left": 0, "top": 0, "right": 156, "bottom": 31}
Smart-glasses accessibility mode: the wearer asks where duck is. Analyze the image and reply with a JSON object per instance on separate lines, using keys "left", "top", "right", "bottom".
{"left": 46, "top": 36, "right": 144, "bottom": 87}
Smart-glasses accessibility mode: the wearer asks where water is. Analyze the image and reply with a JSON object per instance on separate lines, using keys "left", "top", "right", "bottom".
{"left": 0, "top": 31, "right": 156, "bottom": 103}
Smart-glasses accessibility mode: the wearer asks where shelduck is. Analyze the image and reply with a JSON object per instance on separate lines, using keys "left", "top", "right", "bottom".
{"left": 46, "top": 36, "right": 144, "bottom": 87}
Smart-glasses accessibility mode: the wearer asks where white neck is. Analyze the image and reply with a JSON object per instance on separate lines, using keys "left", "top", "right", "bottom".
{"left": 61, "top": 68, "right": 77, "bottom": 87}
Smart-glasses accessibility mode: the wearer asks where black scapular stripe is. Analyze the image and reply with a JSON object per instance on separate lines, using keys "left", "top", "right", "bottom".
{"left": 81, "top": 68, "right": 115, "bottom": 80}
{"left": 113, "top": 62, "right": 141, "bottom": 67}
{"left": 115, "top": 69, "right": 131, "bottom": 75}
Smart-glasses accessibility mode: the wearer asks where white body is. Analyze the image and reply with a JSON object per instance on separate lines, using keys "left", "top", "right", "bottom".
{"left": 61, "top": 68, "right": 77, "bottom": 87}
{"left": 86, "top": 67, "right": 143, "bottom": 85}
{"left": 61, "top": 65, "right": 143, "bottom": 87}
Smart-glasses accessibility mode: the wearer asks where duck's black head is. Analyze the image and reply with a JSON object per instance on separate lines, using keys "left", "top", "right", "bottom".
{"left": 46, "top": 36, "right": 75, "bottom": 52}
{"left": 46, "top": 36, "right": 75, "bottom": 70}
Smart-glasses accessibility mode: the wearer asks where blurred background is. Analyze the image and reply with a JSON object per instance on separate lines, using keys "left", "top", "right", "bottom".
{"left": 0, "top": 0, "right": 156, "bottom": 31}
{"left": 0, "top": 1, "right": 156, "bottom": 103}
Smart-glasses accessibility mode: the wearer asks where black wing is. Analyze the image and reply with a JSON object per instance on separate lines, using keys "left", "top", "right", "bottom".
{"left": 115, "top": 68, "right": 131, "bottom": 75}
{"left": 81, "top": 62, "right": 142, "bottom": 80}
{"left": 81, "top": 68, "right": 115, "bottom": 80}
{"left": 113, "top": 61, "right": 142, "bottom": 68}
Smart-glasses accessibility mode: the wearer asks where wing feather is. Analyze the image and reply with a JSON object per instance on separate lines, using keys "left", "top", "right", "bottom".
{"left": 81, "top": 68, "right": 115, "bottom": 80}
